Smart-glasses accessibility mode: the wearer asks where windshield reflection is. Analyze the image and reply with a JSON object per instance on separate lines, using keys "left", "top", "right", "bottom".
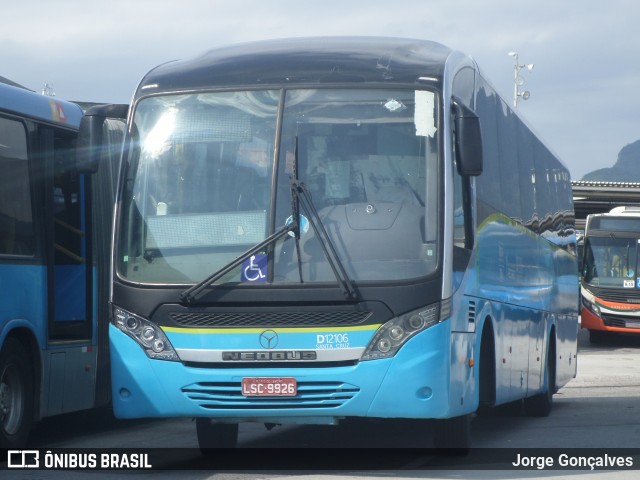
{"left": 118, "top": 88, "right": 439, "bottom": 285}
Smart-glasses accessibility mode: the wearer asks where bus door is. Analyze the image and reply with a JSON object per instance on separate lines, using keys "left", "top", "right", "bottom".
{"left": 43, "top": 126, "right": 97, "bottom": 415}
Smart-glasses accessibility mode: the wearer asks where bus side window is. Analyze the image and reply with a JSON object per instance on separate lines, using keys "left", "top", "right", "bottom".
{"left": 0, "top": 117, "right": 34, "bottom": 256}
{"left": 53, "top": 148, "right": 83, "bottom": 265}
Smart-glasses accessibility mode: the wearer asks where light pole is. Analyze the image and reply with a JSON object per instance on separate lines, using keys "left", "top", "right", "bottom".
{"left": 508, "top": 52, "right": 534, "bottom": 109}
{"left": 41, "top": 82, "right": 56, "bottom": 97}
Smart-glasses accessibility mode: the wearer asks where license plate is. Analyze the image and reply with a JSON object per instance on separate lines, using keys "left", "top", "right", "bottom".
{"left": 241, "top": 377, "right": 297, "bottom": 397}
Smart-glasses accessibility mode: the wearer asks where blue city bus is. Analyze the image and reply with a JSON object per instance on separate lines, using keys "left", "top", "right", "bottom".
{"left": 0, "top": 79, "right": 121, "bottom": 447}
{"left": 79, "top": 37, "right": 579, "bottom": 448}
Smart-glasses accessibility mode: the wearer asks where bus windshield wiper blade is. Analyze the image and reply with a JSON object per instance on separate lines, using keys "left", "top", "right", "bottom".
{"left": 292, "top": 178, "right": 358, "bottom": 300}
{"left": 179, "top": 224, "right": 295, "bottom": 304}
{"left": 180, "top": 137, "right": 302, "bottom": 303}
{"left": 290, "top": 137, "right": 304, "bottom": 284}
{"left": 181, "top": 138, "right": 304, "bottom": 304}
{"left": 180, "top": 136, "right": 358, "bottom": 304}
{"left": 289, "top": 135, "right": 357, "bottom": 300}
{"left": 180, "top": 142, "right": 304, "bottom": 304}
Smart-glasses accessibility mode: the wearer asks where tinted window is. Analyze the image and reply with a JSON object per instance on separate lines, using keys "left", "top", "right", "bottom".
{"left": 0, "top": 117, "right": 34, "bottom": 255}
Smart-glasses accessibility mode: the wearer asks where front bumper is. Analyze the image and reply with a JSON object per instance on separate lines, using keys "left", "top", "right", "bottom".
{"left": 109, "top": 321, "right": 458, "bottom": 423}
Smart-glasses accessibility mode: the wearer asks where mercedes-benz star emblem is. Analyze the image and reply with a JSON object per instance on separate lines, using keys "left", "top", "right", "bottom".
{"left": 259, "top": 330, "right": 279, "bottom": 349}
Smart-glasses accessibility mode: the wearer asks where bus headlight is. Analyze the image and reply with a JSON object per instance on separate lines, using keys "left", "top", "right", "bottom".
{"left": 582, "top": 296, "right": 601, "bottom": 317}
{"left": 112, "top": 306, "right": 179, "bottom": 361}
{"left": 361, "top": 301, "right": 446, "bottom": 361}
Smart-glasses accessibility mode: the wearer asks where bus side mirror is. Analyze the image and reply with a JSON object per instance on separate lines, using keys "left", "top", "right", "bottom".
{"left": 453, "top": 100, "right": 483, "bottom": 176}
{"left": 76, "top": 104, "right": 129, "bottom": 174}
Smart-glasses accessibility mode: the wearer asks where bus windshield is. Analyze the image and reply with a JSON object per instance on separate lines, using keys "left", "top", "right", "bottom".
{"left": 118, "top": 88, "right": 439, "bottom": 285}
{"left": 583, "top": 236, "right": 640, "bottom": 288}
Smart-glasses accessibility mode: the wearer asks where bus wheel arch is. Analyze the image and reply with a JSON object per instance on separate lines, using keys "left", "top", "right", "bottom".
{"left": 4, "top": 328, "right": 41, "bottom": 420}
{"left": 0, "top": 334, "right": 36, "bottom": 448}
{"left": 523, "top": 326, "right": 556, "bottom": 417}
{"left": 478, "top": 315, "right": 496, "bottom": 408}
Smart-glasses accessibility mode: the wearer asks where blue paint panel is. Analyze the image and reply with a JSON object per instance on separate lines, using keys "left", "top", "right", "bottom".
{"left": 164, "top": 327, "right": 377, "bottom": 350}
{"left": 472, "top": 214, "right": 579, "bottom": 315}
{"left": 54, "top": 264, "right": 86, "bottom": 321}
{"left": 0, "top": 264, "right": 47, "bottom": 346}
{"left": 452, "top": 214, "right": 579, "bottom": 406}
{"left": 0, "top": 82, "right": 83, "bottom": 128}
{"left": 110, "top": 322, "right": 457, "bottom": 420}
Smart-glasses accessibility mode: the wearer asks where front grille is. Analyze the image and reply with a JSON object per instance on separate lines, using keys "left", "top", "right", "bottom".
{"left": 602, "top": 314, "right": 640, "bottom": 329}
{"left": 169, "top": 310, "right": 371, "bottom": 328}
{"left": 182, "top": 381, "right": 359, "bottom": 410}
{"left": 586, "top": 286, "right": 640, "bottom": 303}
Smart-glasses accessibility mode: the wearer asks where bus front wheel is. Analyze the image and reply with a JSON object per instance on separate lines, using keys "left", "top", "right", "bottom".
{"left": 196, "top": 418, "right": 239, "bottom": 453}
{"left": 432, "top": 413, "right": 472, "bottom": 449}
{"left": 0, "top": 338, "right": 34, "bottom": 448}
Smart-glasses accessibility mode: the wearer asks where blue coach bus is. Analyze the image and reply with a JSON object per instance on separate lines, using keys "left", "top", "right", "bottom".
{"left": 78, "top": 37, "right": 579, "bottom": 448}
{"left": 0, "top": 79, "right": 121, "bottom": 447}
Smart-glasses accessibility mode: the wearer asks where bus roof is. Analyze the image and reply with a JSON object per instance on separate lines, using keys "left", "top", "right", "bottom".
{"left": 0, "top": 75, "right": 28, "bottom": 89}
{"left": 137, "top": 37, "right": 455, "bottom": 96}
{"left": 0, "top": 80, "right": 83, "bottom": 129}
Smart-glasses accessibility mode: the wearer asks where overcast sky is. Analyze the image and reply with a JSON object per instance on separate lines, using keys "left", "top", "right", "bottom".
{"left": 3, "top": 0, "right": 638, "bottom": 180}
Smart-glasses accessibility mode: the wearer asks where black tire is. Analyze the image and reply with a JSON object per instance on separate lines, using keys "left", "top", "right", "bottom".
{"left": 495, "top": 399, "right": 523, "bottom": 416}
{"left": 196, "top": 419, "right": 238, "bottom": 453}
{"left": 524, "top": 339, "right": 555, "bottom": 417}
{"left": 589, "top": 329, "right": 608, "bottom": 345}
{"left": 432, "top": 414, "right": 472, "bottom": 449}
{"left": 0, "top": 338, "right": 34, "bottom": 448}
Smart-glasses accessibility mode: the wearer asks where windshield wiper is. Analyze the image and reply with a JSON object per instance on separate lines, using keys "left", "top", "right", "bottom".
{"left": 180, "top": 137, "right": 358, "bottom": 304}
{"left": 291, "top": 178, "right": 358, "bottom": 300}
{"left": 290, "top": 137, "right": 304, "bottom": 284}
{"left": 180, "top": 224, "right": 295, "bottom": 304}
{"left": 181, "top": 140, "right": 302, "bottom": 304}
{"left": 287, "top": 135, "right": 357, "bottom": 300}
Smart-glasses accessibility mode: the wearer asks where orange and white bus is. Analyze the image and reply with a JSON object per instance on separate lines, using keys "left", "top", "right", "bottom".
{"left": 581, "top": 206, "right": 640, "bottom": 343}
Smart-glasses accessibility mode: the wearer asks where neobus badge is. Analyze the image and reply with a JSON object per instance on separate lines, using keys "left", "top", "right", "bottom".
{"left": 221, "top": 351, "right": 317, "bottom": 361}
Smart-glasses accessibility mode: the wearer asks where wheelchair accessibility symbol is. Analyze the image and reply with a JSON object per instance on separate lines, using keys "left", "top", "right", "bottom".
{"left": 241, "top": 253, "right": 267, "bottom": 282}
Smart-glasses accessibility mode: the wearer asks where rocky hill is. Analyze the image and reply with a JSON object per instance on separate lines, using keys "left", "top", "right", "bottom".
{"left": 582, "top": 139, "right": 640, "bottom": 181}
